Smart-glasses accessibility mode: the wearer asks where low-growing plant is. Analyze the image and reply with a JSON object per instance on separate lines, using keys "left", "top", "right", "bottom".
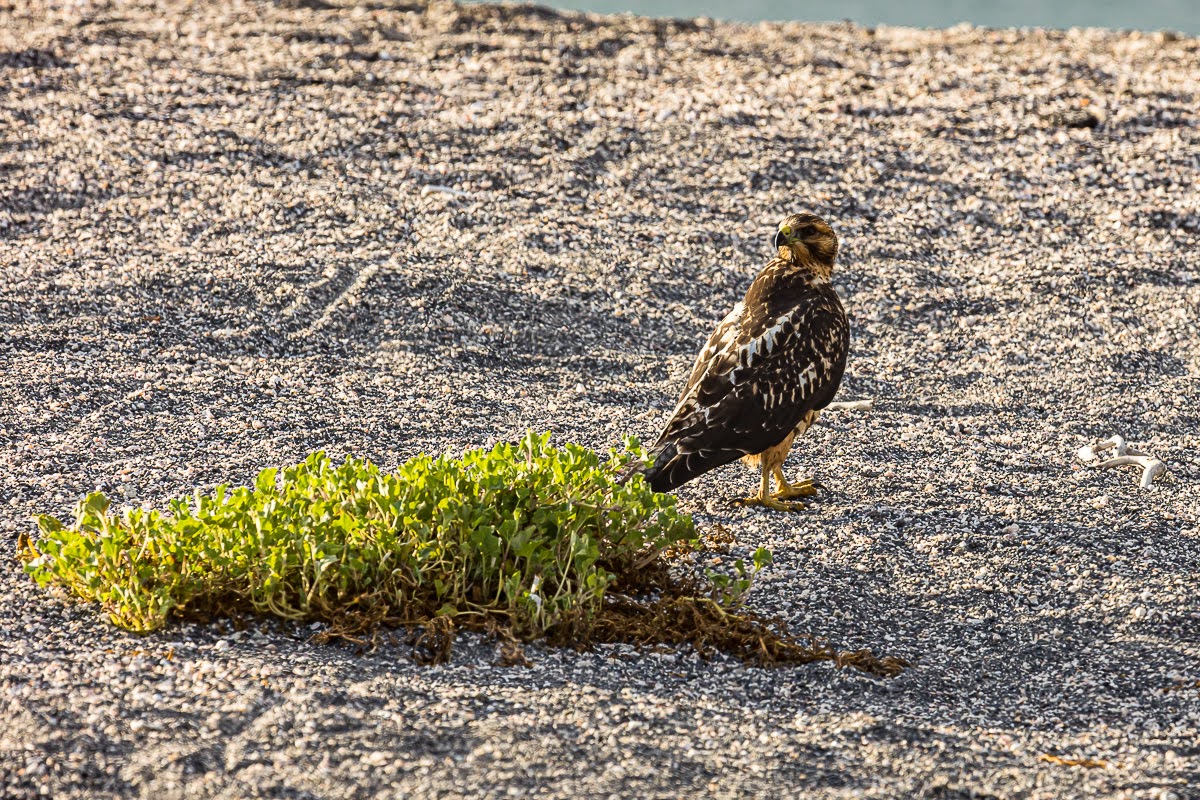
{"left": 20, "top": 431, "right": 906, "bottom": 676}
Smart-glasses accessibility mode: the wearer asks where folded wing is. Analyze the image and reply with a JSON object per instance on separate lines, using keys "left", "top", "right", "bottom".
{"left": 643, "top": 286, "right": 847, "bottom": 492}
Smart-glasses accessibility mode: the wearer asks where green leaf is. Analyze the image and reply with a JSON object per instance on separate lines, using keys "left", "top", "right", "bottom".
{"left": 753, "top": 547, "right": 773, "bottom": 570}
{"left": 255, "top": 467, "right": 279, "bottom": 494}
{"left": 35, "top": 515, "right": 64, "bottom": 536}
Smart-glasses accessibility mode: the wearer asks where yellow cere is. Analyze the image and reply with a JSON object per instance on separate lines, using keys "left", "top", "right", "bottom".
{"left": 780, "top": 225, "right": 792, "bottom": 236}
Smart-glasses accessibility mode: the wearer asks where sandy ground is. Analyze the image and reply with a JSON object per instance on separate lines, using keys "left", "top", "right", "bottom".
{"left": 1, "top": 1, "right": 1199, "bottom": 797}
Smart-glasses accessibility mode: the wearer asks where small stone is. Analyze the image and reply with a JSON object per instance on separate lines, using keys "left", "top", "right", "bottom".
{"left": 1042, "top": 107, "right": 1103, "bottom": 129}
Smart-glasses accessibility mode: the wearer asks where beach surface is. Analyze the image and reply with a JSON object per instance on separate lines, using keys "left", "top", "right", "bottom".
{"left": 1, "top": 1, "right": 1198, "bottom": 797}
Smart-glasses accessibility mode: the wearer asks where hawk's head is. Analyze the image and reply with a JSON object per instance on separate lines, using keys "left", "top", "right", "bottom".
{"left": 773, "top": 213, "right": 838, "bottom": 268}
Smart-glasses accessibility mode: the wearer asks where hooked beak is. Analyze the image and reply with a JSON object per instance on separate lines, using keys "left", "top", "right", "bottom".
{"left": 773, "top": 230, "right": 787, "bottom": 249}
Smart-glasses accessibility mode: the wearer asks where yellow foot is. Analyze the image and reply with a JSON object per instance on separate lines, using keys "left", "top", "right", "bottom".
{"left": 730, "top": 495, "right": 807, "bottom": 512}
{"left": 773, "top": 478, "right": 821, "bottom": 501}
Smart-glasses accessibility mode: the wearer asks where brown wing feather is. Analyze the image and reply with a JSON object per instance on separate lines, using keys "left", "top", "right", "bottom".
{"left": 644, "top": 259, "right": 848, "bottom": 492}
{"left": 674, "top": 301, "right": 744, "bottom": 405}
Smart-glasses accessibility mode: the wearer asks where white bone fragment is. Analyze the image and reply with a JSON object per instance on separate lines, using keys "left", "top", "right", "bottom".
{"left": 420, "top": 184, "right": 470, "bottom": 198}
{"left": 824, "top": 399, "right": 875, "bottom": 412}
{"left": 1076, "top": 435, "right": 1166, "bottom": 489}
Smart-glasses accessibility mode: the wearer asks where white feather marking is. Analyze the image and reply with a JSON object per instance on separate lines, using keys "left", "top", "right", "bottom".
{"left": 759, "top": 316, "right": 790, "bottom": 353}
{"left": 664, "top": 302, "right": 747, "bottom": 423}
{"left": 729, "top": 311, "right": 796, "bottom": 384}
{"left": 797, "top": 363, "right": 818, "bottom": 395}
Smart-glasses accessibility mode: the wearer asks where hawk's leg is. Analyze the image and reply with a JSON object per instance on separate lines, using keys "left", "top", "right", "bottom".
{"left": 771, "top": 467, "right": 821, "bottom": 501}
{"left": 732, "top": 462, "right": 807, "bottom": 512}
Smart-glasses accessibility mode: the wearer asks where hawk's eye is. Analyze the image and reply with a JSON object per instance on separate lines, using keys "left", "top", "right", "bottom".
{"left": 799, "top": 225, "right": 817, "bottom": 238}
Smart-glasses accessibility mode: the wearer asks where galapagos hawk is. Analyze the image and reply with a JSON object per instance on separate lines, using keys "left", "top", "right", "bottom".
{"left": 633, "top": 213, "right": 849, "bottom": 511}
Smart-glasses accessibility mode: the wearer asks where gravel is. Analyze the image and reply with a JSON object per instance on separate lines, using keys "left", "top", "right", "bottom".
{"left": 2, "top": 1, "right": 1199, "bottom": 798}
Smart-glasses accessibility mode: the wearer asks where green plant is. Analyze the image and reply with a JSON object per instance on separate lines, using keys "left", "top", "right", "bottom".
{"left": 21, "top": 431, "right": 906, "bottom": 676}
{"left": 706, "top": 547, "right": 773, "bottom": 608}
{"left": 24, "top": 432, "right": 688, "bottom": 635}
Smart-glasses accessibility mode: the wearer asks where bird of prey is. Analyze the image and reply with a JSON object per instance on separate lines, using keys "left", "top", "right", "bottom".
{"left": 633, "top": 212, "right": 849, "bottom": 511}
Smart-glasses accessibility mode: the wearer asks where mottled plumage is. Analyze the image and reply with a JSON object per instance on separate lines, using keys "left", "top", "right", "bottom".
{"left": 636, "top": 212, "right": 849, "bottom": 510}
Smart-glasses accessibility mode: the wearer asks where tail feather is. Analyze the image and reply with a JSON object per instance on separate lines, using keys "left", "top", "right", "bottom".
{"left": 623, "top": 440, "right": 743, "bottom": 493}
